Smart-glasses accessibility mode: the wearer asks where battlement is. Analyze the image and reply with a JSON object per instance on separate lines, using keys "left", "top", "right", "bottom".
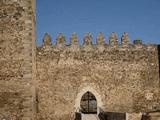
{"left": 40, "top": 32, "right": 145, "bottom": 47}
{"left": 37, "top": 32, "right": 157, "bottom": 54}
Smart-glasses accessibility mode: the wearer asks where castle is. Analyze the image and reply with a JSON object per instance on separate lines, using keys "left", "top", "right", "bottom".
{"left": 0, "top": 0, "right": 160, "bottom": 120}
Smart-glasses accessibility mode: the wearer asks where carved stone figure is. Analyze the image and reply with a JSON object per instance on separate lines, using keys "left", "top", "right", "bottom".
{"left": 84, "top": 33, "right": 92, "bottom": 45}
{"left": 43, "top": 33, "right": 52, "bottom": 45}
{"left": 97, "top": 32, "right": 105, "bottom": 45}
{"left": 109, "top": 32, "right": 118, "bottom": 45}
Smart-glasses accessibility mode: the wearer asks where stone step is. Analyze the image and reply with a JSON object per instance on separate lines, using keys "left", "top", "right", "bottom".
{"left": 82, "top": 114, "right": 99, "bottom": 120}
{"left": 149, "top": 112, "right": 160, "bottom": 120}
{"left": 149, "top": 112, "right": 160, "bottom": 116}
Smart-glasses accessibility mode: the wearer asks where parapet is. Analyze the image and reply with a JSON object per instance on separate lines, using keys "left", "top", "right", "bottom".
{"left": 37, "top": 32, "right": 157, "bottom": 52}
{"left": 40, "top": 32, "right": 145, "bottom": 46}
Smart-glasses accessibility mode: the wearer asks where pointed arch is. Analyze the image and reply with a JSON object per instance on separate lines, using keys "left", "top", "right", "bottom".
{"left": 74, "top": 85, "right": 103, "bottom": 112}
{"left": 80, "top": 91, "right": 97, "bottom": 113}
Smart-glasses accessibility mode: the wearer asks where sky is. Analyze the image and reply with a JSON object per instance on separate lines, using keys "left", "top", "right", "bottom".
{"left": 36, "top": 0, "right": 160, "bottom": 45}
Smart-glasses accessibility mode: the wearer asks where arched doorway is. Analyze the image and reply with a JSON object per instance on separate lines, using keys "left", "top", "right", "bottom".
{"left": 80, "top": 91, "right": 97, "bottom": 114}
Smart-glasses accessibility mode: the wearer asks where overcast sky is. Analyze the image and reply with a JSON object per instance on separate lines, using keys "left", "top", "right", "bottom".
{"left": 36, "top": 0, "right": 160, "bottom": 45}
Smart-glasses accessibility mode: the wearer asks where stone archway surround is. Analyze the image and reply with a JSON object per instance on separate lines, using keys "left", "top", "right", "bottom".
{"left": 74, "top": 84, "right": 103, "bottom": 113}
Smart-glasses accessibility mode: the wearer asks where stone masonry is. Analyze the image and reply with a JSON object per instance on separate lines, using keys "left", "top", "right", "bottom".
{"left": 0, "top": 0, "right": 36, "bottom": 119}
{"left": 0, "top": 0, "right": 160, "bottom": 120}
{"left": 36, "top": 33, "right": 160, "bottom": 120}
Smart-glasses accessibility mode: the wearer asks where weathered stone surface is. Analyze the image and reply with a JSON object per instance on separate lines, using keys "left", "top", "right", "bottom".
{"left": 0, "top": 0, "right": 36, "bottom": 120}
{"left": 36, "top": 43, "right": 160, "bottom": 119}
{"left": 127, "top": 113, "right": 142, "bottom": 120}
{"left": 0, "top": 0, "right": 159, "bottom": 120}
{"left": 148, "top": 112, "right": 160, "bottom": 120}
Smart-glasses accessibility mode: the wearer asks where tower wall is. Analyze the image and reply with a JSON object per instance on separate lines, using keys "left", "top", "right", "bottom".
{"left": 0, "top": 0, "right": 36, "bottom": 119}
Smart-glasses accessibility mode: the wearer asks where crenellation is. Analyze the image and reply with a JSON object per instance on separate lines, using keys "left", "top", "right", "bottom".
{"left": 40, "top": 32, "right": 154, "bottom": 49}
{"left": 42, "top": 33, "right": 52, "bottom": 46}
{"left": 83, "top": 33, "right": 93, "bottom": 45}
{"left": 56, "top": 33, "right": 66, "bottom": 45}
{"left": 121, "top": 32, "right": 131, "bottom": 46}
{"left": 97, "top": 32, "right": 105, "bottom": 45}
{"left": 109, "top": 32, "right": 118, "bottom": 45}
{"left": 38, "top": 34, "right": 159, "bottom": 63}
{"left": 71, "top": 32, "right": 79, "bottom": 45}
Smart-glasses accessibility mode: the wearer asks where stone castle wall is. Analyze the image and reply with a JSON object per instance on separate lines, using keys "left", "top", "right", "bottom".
{"left": 0, "top": 0, "right": 159, "bottom": 120}
{"left": 0, "top": 0, "right": 36, "bottom": 119}
{"left": 36, "top": 33, "right": 160, "bottom": 120}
